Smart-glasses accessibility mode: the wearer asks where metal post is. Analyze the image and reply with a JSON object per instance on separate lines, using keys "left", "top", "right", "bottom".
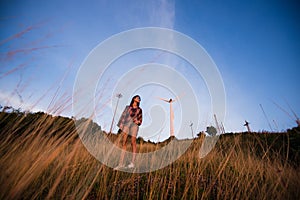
{"left": 109, "top": 93, "right": 122, "bottom": 134}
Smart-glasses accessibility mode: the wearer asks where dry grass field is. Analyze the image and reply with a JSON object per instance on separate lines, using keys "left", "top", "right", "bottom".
{"left": 0, "top": 111, "right": 299, "bottom": 199}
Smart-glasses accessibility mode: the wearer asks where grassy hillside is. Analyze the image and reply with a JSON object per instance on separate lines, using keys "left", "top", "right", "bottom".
{"left": 0, "top": 111, "right": 299, "bottom": 199}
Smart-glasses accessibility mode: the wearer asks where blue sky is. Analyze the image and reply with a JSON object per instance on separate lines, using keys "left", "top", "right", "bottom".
{"left": 0, "top": 0, "right": 299, "bottom": 140}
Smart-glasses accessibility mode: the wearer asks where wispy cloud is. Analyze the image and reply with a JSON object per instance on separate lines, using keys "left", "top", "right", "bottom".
{"left": 149, "top": 0, "right": 175, "bottom": 29}
{"left": 113, "top": 0, "right": 175, "bottom": 29}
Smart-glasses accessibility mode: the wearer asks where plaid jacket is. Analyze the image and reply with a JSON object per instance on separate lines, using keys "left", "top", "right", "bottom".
{"left": 117, "top": 105, "right": 143, "bottom": 127}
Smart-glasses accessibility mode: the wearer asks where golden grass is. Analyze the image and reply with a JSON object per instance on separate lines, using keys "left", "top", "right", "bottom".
{"left": 0, "top": 112, "right": 299, "bottom": 200}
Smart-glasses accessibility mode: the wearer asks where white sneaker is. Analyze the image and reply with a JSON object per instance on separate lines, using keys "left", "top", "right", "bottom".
{"left": 113, "top": 164, "right": 124, "bottom": 170}
{"left": 127, "top": 162, "right": 134, "bottom": 168}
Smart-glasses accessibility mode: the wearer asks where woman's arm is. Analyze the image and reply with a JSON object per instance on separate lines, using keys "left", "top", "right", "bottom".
{"left": 117, "top": 106, "right": 129, "bottom": 127}
{"left": 136, "top": 108, "right": 142, "bottom": 126}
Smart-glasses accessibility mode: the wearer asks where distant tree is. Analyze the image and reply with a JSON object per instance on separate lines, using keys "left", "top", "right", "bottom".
{"left": 137, "top": 136, "right": 145, "bottom": 144}
{"left": 2, "top": 106, "right": 12, "bottom": 112}
{"left": 12, "top": 108, "right": 22, "bottom": 114}
{"left": 205, "top": 126, "right": 217, "bottom": 136}
{"left": 197, "top": 131, "right": 205, "bottom": 138}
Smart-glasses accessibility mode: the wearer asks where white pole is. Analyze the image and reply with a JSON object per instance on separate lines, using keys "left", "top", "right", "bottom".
{"left": 109, "top": 93, "right": 122, "bottom": 134}
{"left": 170, "top": 102, "right": 174, "bottom": 137}
{"left": 214, "top": 114, "right": 221, "bottom": 134}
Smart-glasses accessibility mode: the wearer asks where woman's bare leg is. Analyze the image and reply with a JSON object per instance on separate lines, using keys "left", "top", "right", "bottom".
{"left": 131, "top": 136, "right": 137, "bottom": 163}
{"left": 119, "top": 132, "right": 128, "bottom": 166}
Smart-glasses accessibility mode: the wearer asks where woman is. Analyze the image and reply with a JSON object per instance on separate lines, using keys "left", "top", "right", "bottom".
{"left": 114, "top": 95, "right": 142, "bottom": 170}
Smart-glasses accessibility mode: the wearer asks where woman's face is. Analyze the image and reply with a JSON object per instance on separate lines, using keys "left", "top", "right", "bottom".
{"left": 134, "top": 96, "right": 141, "bottom": 103}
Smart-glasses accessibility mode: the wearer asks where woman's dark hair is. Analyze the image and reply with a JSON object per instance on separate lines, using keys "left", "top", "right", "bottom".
{"left": 130, "top": 95, "right": 141, "bottom": 107}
